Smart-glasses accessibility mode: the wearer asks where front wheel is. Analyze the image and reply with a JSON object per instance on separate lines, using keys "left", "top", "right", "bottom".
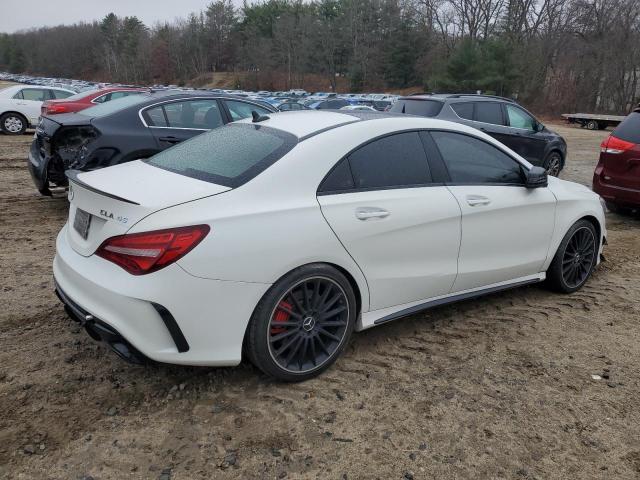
{"left": 546, "top": 220, "right": 599, "bottom": 293}
{"left": 544, "top": 152, "right": 563, "bottom": 177}
{"left": 245, "top": 264, "right": 357, "bottom": 381}
{"left": 1, "top": 112, "right": 27, "bottom": 135}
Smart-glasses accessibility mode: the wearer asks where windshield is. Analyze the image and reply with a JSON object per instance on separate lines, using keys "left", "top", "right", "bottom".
{"left": 80, "top": 94, "right": 151, "bottom": 118}
{"left": 146, "top": 123, "right": 297, "bottom": 187}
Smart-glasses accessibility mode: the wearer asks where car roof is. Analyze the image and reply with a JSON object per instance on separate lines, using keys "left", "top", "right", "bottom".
{"left": 399, "top": 93, "right": 516, "bottom": 104}
{"left": 235, "top": 109, "right": 431, "bottom": 140}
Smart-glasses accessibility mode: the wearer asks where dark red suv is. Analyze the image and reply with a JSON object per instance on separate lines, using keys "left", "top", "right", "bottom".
{"left": 593, "top": 107, "right": 640, "bottom": 211}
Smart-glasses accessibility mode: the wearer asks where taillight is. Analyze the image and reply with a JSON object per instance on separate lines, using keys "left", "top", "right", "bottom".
{"left": 47, "top": 104, "right": 70, "bottom": 115}
{"left": 96, "top": 225, "right": 210, "bottom": 275}
{"left": 601, "top": 135, "right": 635, "bottom": 154}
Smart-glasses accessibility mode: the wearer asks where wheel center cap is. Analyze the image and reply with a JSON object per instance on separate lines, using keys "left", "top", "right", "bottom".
{"left": 302, "top": 316, "right": 316, "bottom": 332}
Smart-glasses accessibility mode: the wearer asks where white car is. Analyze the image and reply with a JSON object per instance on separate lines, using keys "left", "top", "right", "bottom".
{"left": 0, "top": 84, "right": 75, "bottom": 134}
{"left": 54, "top": 111, "right": 606, "bottom": 381}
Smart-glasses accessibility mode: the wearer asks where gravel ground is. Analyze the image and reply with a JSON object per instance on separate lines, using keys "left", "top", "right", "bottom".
{"left": 1, "top": 123, "right": 639, "bottom": 480}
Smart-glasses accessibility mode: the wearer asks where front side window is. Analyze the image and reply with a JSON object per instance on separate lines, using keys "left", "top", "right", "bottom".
{"left": 319, "top": 132, "right": 432, "bottom": 192}
{"left": 431, "top": 131, "right": 523, "bottom": 184}
{"left": 146, "top": 123, "right": 296, "bottom": 187}
{"left": 474, "top": 102, "right": 504, "bottom": 125}
{"left": 506, "top": 104, "right": 536, "bottom": 130}
{"left": 225, "top": 100, "right": 272, "bottom": 121}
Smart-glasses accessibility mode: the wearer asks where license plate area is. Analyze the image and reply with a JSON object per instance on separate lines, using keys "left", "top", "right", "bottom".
{"left": 73, "top": 208, "right": 92, "bottom": 240}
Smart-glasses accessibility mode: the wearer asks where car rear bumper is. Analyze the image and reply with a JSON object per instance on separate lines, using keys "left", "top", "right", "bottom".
{"left": 53, "top": 225, "right": 271, "bottom": 366}
{"left": 593, "top": 172, "right": 640, "bottom": 207}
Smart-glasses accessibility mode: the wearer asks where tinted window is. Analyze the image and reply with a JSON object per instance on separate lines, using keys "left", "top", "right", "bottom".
{"left": 612, "top": 112, "right": 640, "bottom": 144}
{"left": 431, "top": 131, "right": 523, "bottom": 184}
{"left": 144, "top": 105, "right": 168, "bottom": 127}
{"left": 147, "top": 124, "right": 296, "bottom": 187}
{"left": 348, "top": 132, "right": 432, "bottom": 189}
{"left": 390, "top": 99, "right": 443, "bottom": 117}
{"left": 474, "top": 102, "right": 504, "bottom": 125}
{"left": 319, "top": 159, "right": 354, "bottom": 192}
{"left": 225, "top": 100, "right": 271, "bottom": 121}
{"left": 451, "top": 102, "right": 473, "bottom": 120}
{"left": 81, "top": 94, "right": 150, "bottom": 118}
{"left": 51, "top": 89, "right": 74, "bottom": 99}
{"left": 162, "top": 100, "right": 223, "bottom": 129}
{"left": 506, "top": 104, "right": 536, "bottom": 130}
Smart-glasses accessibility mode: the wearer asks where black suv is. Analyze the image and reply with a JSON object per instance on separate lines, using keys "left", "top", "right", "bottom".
{"left": 390, "top": 94, "right": 567, "bottom": 176}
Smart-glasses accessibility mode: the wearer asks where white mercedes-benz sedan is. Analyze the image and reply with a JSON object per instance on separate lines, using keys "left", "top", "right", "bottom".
{"left": 54, "top": 110, "right": 606, "bottom": 381}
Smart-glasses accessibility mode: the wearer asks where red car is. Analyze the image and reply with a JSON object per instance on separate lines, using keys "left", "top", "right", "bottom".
{"left": 593, "top": 107, "right": 640, "bottom": 212}
{"left": 40, "top": 87, "right": 146, "bottom": 116}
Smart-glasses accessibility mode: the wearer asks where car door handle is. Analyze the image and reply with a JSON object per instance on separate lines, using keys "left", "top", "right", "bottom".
{"left": 355, "top": 207, "right": 390, "bottom": 220}
{"left": 466, "top": 195, "right": 491, "bottom": 207}
{"left": 159, "top": 136, "right": 181, "bottom": 144}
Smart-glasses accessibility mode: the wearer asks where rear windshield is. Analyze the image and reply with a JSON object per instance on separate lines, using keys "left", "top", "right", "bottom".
{"left": 612, "top": 112, "right": 640, "bottom": 143}
{"left": 390, "top": 99, "right": 444, "bottom": 117}
{"left": 146, "top": 123, "right": 297, "bottom": 187}
{"left": 80, "top": 94, "right": 150, "bottom": 118}
{"left": 61, "top": 89, "right": 100, "bottom": 101}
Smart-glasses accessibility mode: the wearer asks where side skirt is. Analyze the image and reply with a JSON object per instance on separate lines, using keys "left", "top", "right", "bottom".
{"left": 363, "top": 274, "right": 544, "bottom": 328}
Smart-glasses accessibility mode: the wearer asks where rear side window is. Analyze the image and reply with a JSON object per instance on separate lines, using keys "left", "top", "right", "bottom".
{"left": 319, "top": 132, "right": 432, "bottom": 192}
{"left": 390, "top": 99, "right": 444, "bottom": 117}
{"left": 17, "top": 88, "right": 48, "bottom": 101}
{"left": 431, "top": 131, "right": 523, "bottom": 184}
{"left": 612, "top": 112, "right": 640, "bottom": 144}
{"left": 451, "top": 102, "right": 473, "bottom": 120}
{"left": 146, "top": 123, "right": 296, "bottom": 187}
{"left": 475, "top": 102, "right": 504, "bottom": 125}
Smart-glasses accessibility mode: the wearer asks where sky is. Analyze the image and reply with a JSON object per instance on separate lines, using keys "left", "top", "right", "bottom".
{"left": 0, "top": 0, "right": 243, "bottom": 33}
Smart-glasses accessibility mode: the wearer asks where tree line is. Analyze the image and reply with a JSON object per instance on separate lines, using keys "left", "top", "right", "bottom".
{"left": 0, "top": 0, "right": 639, "bottom": 114}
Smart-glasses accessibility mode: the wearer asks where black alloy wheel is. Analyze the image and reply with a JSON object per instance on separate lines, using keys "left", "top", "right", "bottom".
{"left": 561, "top": 226, "right": 596, "bottom": 288}
{"left": 546, "top": 219, "right": 599, "bottom": 293}
{"left": 267, "top": 276, "right": 349, "bottom": 373}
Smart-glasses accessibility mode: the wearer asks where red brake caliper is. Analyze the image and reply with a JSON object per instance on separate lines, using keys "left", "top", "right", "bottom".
{"left": 271, "top": 300, "right": 292, "bottom": 335}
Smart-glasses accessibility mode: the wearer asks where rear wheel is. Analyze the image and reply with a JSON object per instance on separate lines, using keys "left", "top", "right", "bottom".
{"left": 546, "top": 220, "right": 598, "bottom": 293}
{"left": 1, "top": 112, "right": 27, "bottom": 135}
{"left": 246, "top": 264, "right": 356, "bottom": 381}
{"left": 543, "top": 151, "right": 563, "bottom": 176}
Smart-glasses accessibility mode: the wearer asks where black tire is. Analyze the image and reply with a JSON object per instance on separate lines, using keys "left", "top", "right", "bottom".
{"left": 586, "top": 120, "right": 598, "bottom": 130}
{"left": 246, "top": 263, "right": 357, "bottom": 382}
{"left": 0, "top": 112, "right": 28, "bottom": 135}
{"left": 543, "top": 151, "right": 563, "bottom": 176}
{"left": 546, "top": 219, "right": 599, "bottom": 293}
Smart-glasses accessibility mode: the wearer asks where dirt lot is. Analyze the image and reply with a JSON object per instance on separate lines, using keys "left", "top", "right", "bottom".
{"left": 1, "top": 123, "right": 639, "bottom": 480}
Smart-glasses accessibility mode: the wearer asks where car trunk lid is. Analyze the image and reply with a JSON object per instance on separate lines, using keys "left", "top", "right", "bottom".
{"left": 66, "top": 160, "right": 231, "bottom": 256}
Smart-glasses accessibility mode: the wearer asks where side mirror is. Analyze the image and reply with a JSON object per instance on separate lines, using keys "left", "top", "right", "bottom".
{"left": 525, "top": 166, "right": 548, "bottom": 188}
{"left": 534, "top": 121, "right": 544, "bottom": 132}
